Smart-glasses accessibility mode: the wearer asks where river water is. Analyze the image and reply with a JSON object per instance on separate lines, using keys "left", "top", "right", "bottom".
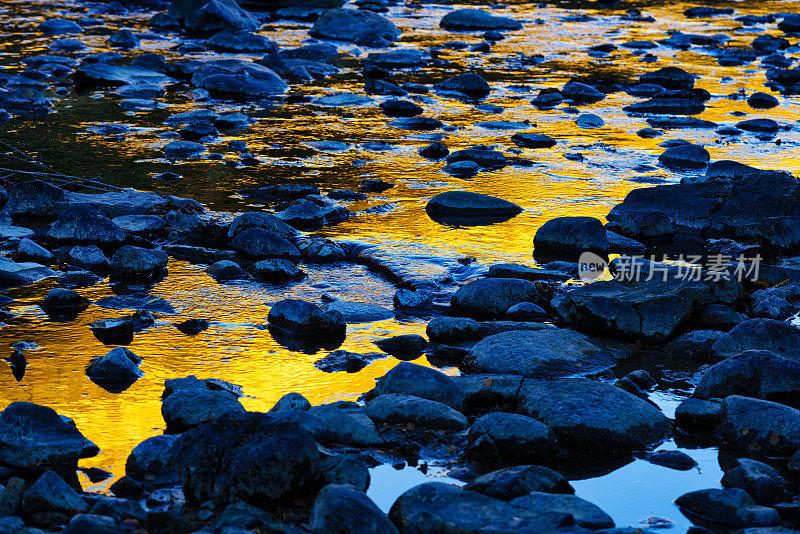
{"left": 1, "top": 0, "right": 798, "bottom": 529}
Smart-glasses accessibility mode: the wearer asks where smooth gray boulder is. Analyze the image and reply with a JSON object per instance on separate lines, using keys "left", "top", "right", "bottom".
{"left": 712, "top": 319, "right": 800, "bottom": 360}
{"left": 534, "top": 217, "right": 610, "bottom": 255}
{"left": 21, "top": 470, "right": 88, "bottom": 516}
{"left": 463, "top": 328, "right": 624, "bottom": 378}
{"left": 310, "top": 484, "right": 398, "bottom": 534}
{"left": 161, "top": 388, "right": 245, "bottom": 433}
{"left": 440, "top": 9, "right": 522, "bottom": 31}
{"left": 694, "top": 350, "right": 800, "bottom": 407}
{"left": 310, "top": 9, "right": 399, "bottom": 47}
{"left": 371, "top": 362, "right": 464, "bottom": 410}
{"left": 463, "top": 465, "right": 573, "bottom": 501}
{"left": 467, "top": 412, "right": 558, "bottom": 463}
{"left": 366, "top": 394, "right": 468, "bottom": 430}
{"left": 451, "top": 278, "right": 539, "bottom": 318}
{"left": 675, "top": 488, "right": 780, "bottom": 528}
{"left": 0, "top": 402, "right": 98, "bottom": 471}
{"left": 168, "top": 0, "right": 259, "bottom": 32}
{"left": 511, "top": 492, "right": 614, "bottom": 529}
{"left": 719, "top": 395, "right": 800, "bottom": 456}
{"left": 171, "top": 411, "right": 321, "bottom": 504}
{"left": 518, "top": 379, "right": 671, "bottom": 451}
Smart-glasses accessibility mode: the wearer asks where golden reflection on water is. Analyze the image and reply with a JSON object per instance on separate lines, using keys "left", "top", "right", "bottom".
{"left": 1, "top": 0, "right": 800, "bottom": 491}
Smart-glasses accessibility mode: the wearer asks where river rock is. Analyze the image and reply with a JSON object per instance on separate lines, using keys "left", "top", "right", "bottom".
{"left": 270, "top": 392, "right": 311, "bottom": 412}
{"left": 208, "top": 29, "right": 277, "bottom": 53}
{"left": 315, "top": 350, "right": 382, "bottom": 373}
{"left": 310, "top": 8, "right": 399, "bottom": 47}
{"left": 14, "top": 238, "right": 53, "bottom": 264}
{"left": 426, "top": 316, "right": 482, "bottom": 342}
{"left": 435, "top": 73, "right": 491, "bottom": 98}
{"left": 41, "top": 19, "right": 83, "bottom": 35}
{"left": 86, "top": 347, "right": 144, "bottom": 384}
{"left": 311, "top": 484, "right": 398, "bottom": 534}
{"left": 310, "top": 402, "right": 383, "bottom": 446}
{"left": 675, "top": 398, "right": 722, "bottom": 434}
{"left": 41, "top": 288, "right": 89, "bottom": 317}
{"left": 511, "top": 492, "right": 614, "bottom": 529}
{"left": 0, "top": 402, "right": 99, "bottom": 471}
{"left": 451, "top": 278, "right": 539, "bottom": 318}
{"left": 658, "top": 143, "right": 710, "bottom": 168}
{"left": 555, "top": 274, "right": 738, "bottom": 341}
{"left": 171, "top": 411, "right": 321, "bottom": 504}
{"left": 319, "top": 454, "right": 369, "bottom": 492}
{"left": 719, "top": 395, "right": 800, "bottom": 456}
{"left": 563, "top": 82, "right": 604, "bottom": 104}
{"left": 694, "top": 350, "right": 800, "bottom": 407}
{"left": 276, "top": 198, "right": 350, "bottom": 229}
{"left": 268, "top": 298, "right": 347, "bottom": 339}
{"left": 534, "top": 216, "right": 610, "bottom": 255}
{"left": 640, "top": 66, "right": 695, "bottom": 89}
{"left": 228, "top": 211, "right": 298, "bottom": 241}
{"left": 374, "top": 334, "right": 427, "bottom": 358}
{"left": 161, "top": 388, "right": 245, "bottom": 433}
{"left": 606, "top": 170, "right": 800, "bottom": 245}
{"left": 665, "top": 330, "right": 724, "bottom": 360}
{"left": 0, "top": 257, "right": 54, "bottom": 288}
{"left": 125, "top": 434, "right": 179, "bottom": 486}
{"left": 321, "top": 301, "right": 392, "bottom": 323}
{"left": 722, "top": 458, "right": 789, "bottom": 505}
{"left": 426, "top": 191, "right": 521, "bottom": 221}
{"left": 47, "top": 206, "right": 125, "bottom": 244}
{"left": 110, "top": 246, "right": 168, "bottom": 281}
{"left": 231, "top": 227, "right": 300, "bottom": 259}
{"left": 21, "top": 470, "right": 88, "bottom": 517}
{"left": 748, "top": 92, "right": 779, "bottom": 109}
{"left": 439, "top": 9, "right": 522, "bottom": 31}
{"left": 467, "top": 412, "right": 558, "bottom": 463}
{"left": 366, "top": 394, "right": 468, "bottom": 430}
{"left": 252, "top": 259, "right": 305, "bottom": 282}
{"left": 675, "top": 488, "right": 779, "bottom": 528}
{"left": 371, "top": 362, "right": 464, "bottom": 410}
{"left": 464, "top": 465, "right": 573, "bottom": 500}
{"left": 463, "top": 328, "right": 622, "bottom": 378}
{"left": 191, "top": 59, "right": 287, "bottom": 98}
{"left": 712, "top": 319, "right": 800, "bottom": 360}
{"left": 168, "top": 0, "right": 259, "bottom": 32}
{"left": 388, "top": 482, "right": 585, "bottom": 533}
{"left": 518, "top": 378, "right": 671, "bottom": 451}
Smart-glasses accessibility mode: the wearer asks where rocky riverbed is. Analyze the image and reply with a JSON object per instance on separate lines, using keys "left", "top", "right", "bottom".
{"left": 3, "top": 0, "right": 800, "bottom": 532}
